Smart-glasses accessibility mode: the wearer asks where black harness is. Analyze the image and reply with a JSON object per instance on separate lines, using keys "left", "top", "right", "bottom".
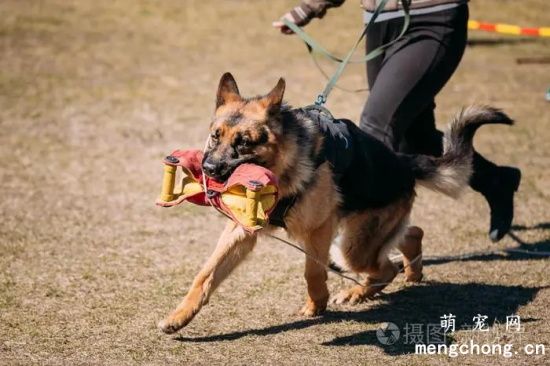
{"left": 268, "top": 106, "right": 354, "bottom": 228}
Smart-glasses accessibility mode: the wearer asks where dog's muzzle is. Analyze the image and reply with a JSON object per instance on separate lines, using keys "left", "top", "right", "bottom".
{"left": 156, "top": 149, "right": 279, "bottom": 232}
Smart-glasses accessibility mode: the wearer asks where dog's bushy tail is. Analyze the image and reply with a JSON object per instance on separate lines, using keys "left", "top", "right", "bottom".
{"left": 406, "top": 105, "right": 513, "bottom": 198}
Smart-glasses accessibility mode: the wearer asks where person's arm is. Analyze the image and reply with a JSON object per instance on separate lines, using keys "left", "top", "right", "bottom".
{"left": 273, "top": 0, "right": 345, "bottom": 34}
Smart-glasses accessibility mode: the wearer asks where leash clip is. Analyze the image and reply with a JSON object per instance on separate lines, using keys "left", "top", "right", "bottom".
{"left": 206, "top": 189, "right": 219, "bottom": 199}
{"left": 314, "top": 94, "right": 326, "bottom": 106}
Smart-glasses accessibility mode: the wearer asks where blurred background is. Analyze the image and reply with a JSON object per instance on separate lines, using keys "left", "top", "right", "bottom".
{"left": 1, "top": 0, "right": 549, "bottom": 364}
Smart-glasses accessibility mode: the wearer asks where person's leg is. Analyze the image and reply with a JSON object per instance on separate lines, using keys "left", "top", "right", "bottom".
{"left": 400, "top": 104, "right": 521, "bottom": 242}
{"left": 398, "top": 102, "right": 442, "bottom": 155}
{"left": 359, "top": 19, "right": 387, "bottom": 141}
{"left": 360, "top": 5, "right": 469, "bottom": 149}
{"left": 361, "top": 5, "right": 520, "bottom": 240}
{"left": 469, "top": 156, "right": 521, "bottom": 241}
{"left": 365, "top": 20, "right": 386, "bottom": 89}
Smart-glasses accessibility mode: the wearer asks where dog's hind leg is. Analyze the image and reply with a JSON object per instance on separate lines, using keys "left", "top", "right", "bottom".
{"left": 397, "top": 226, "right": 423, "bottom": 282}
{"left": 158, "top": 221, "right": 256, "bottom": 334}
{"left": 332, "top": 251, "right": 399, "bottom": 305}
{"left": 332, "top": 198, "right": 413, "bottom": 305}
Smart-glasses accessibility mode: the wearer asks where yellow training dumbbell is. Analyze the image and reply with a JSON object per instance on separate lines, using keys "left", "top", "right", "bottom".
{"left": 160, "top": 164, "right": 177, "bottom": 202}
{"left": 157, "top": 152, "right": 278, "bottom": 232}
{"left": 158, "top": 155, "right": 204, "bottom": 205}
{"left": 244, "top": 181, "right": 263, "bottom": 227}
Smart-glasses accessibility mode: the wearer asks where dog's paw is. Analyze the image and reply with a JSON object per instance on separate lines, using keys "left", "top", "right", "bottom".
{"left": 158, "top": 318, "right": 184, "bottom": 334}
{"left": 331, "top": 285, "right": 373, "bottom": 305}
{"left": 405, "top": 270, "right": 423, "bottom": 283}
{"left": 298, "top": 298, "right": 327, "bottom": 317}
{"left": 158, "top": 307, "right": 197, "bottom": 334}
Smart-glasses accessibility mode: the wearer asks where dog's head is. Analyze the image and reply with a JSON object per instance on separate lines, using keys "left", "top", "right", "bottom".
{"left": 202, "top": 73, "right": 285, "bottom": 181}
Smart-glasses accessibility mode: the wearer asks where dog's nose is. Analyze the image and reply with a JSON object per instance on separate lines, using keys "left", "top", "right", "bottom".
{"left": 202, "top": 161, "right": 217, "bottom": 176}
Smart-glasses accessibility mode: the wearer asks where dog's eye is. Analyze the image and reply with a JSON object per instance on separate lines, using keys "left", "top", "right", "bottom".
{"left": 210, "top": 130, "right": 220, "bottom": 142}
{"left": 236, "top": 138, "right": 253, "bottom": 154}
{"left": 208, "top": 132, "right": 220, "bottom": 149}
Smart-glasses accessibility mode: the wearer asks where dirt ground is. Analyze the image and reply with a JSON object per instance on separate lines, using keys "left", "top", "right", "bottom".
{"left": 1, "top": 0, "right": 549, "bottom": 365}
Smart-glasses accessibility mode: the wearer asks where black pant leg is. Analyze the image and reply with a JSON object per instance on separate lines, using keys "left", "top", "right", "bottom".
{"left": 399, "top": 102, "right": 443, "bottom": 156}
{"left": 400, "top": 103, "right": 500, "bottom": 193}
{"left": 360, "top": 5, "right": 468, "bottom": 150}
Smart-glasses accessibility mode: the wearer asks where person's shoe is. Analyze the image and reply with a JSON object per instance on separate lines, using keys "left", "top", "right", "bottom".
{"left": 482, "top": 167, "right": 521, "bottom": 242}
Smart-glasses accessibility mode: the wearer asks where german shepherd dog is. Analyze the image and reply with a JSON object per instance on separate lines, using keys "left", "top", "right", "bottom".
{"left": 158, "top": 73, "right": 512, "bottom": 334}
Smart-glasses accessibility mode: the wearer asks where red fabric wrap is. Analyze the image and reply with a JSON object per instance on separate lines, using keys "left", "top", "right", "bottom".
{"left": 165, "top": 149, "right": 204, "bottom": 179}
{"left": 225, "top": 163, "right": 277, "bottom": 191}
{"left": 159, "top": 149, "right": 279, "bottom": 232}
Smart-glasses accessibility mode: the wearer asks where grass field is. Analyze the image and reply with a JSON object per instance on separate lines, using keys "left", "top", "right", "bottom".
{"left": 1, "top": 0, "right": 549, "bottom": 364}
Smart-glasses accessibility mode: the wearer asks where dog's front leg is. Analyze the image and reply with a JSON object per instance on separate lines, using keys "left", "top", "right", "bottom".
{"left": 158, "top": 221, "right": 256, "bottom": 334}
{"left": 298, "top": 218, "right": 335, "bottom": 317}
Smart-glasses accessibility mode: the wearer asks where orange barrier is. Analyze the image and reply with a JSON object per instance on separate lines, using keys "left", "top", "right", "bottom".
{"left": 469, "top": 20, "right": 550, "bottom": 37}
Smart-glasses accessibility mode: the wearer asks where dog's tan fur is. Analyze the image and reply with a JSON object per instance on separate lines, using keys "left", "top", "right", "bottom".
{"left": 159, "top": 74, "right": 511, "bottom": 334}
{"left": 158, "top": 74, "right": 421, "bottom": 333}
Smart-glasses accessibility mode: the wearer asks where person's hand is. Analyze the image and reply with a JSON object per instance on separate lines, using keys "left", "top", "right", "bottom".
{"left": 272, "top": 5, "right": 314, "bottom": 35}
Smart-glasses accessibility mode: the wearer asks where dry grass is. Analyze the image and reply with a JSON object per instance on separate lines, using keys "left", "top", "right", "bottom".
{"left": 0, "top": 0, "right": 549, "bottom": 365}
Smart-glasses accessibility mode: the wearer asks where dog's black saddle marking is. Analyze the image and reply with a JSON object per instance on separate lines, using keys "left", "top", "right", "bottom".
{"left": 268, "top": 105, "right": 417, "bottom": 228}
{"left": 269, "top": 106, "right": 354, "bottom": 228}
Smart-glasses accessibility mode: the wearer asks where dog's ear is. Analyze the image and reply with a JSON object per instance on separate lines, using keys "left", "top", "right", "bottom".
{"left": 216, "top": 72, "right": 241, "bottom": 108}
{"left": 260, "top": 78, "right": 285, "bottom": 110}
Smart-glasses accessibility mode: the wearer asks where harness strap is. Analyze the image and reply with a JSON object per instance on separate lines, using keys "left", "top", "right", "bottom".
{"left": 268, "top": 196, "right": 296, "bottom": 228}
{"left": 283, "top": 0, "right": 411, "bottom": 103}
{"left": 268, "top": 106, "right": 351, "bottom": 228}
